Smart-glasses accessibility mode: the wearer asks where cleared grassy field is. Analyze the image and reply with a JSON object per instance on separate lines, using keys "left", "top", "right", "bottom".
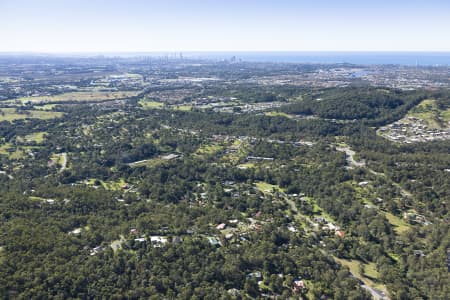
{"left": 0, "top": 108, "right": 63, "bottom": 121}
{"left": 0, "top": 143, "right": 34, "bottom": 159}
{"left": 0, "top": 108, "right": 25, "bottom": 121}
{"left": 303, "top": 196, "right": 324, "bottom": 215}
{"left": 50, "top": 153, "right": 67, "bottom": 166}
{"left": 139, "top": 99, "right": 164, "bottom": 109}
{"left": 172, "top": 105, "right": 193, "bottom": 111}
{"left": 442, "top": 109, "right": 450, "bottom": 122}
{"left": 384, "top": 212, "right": 411, "bottom": 234}
{"left": 11, "top": 91, "right": 138, "bottom": 104}
{"left": 195, "top": 144, "right": 223, "bottom": 155}
{"left": 264, "top": 111, "right": 291, "bottom": 118}
{"left": 408, "top": 99, "right": 450, "bottom": 129}
{"left": 33, "top": 104, "right": 58, "bottom": 111}
{"left": 334, "top": 257, "right": 386, "bottom": 291}
{"left": 255, "top": 181, "right": 283, "bottom": 193}
{"left": 236, "top": 162, "right": 256, "bottom": 169}
{"left": 18, "top": 132, "right": 47, "bottom": 143}
{"left": 85, "top": 178, "right": 128, "bottom": 191}
{"left": 0, "top": 143, "right": 13, "bottom": 155}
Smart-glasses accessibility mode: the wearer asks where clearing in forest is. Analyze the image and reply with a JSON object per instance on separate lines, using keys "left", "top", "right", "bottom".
{"left": 0, "top": 108, "right": 63, "bottom": 121}
{"left": 10, "top": 91, "right": 138, "bottom": 104}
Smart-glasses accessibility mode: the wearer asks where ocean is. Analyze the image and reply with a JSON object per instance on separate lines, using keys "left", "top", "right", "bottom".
{"left": 4, "top": 51, "right": 449, "bottom": 66}
{"left": 185, "top": 52, "right": 450, "bottom": 66}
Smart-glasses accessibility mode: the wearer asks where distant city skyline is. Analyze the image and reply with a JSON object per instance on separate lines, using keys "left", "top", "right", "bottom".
{"left": 1, "top": 0, "right": 449, "bottom": 53}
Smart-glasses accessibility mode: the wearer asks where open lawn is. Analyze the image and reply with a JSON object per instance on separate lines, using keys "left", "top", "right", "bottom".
{"left": 0, "top": 108, "right": 30, "bottom": 121}
{"left": 85, "top": 178, "right": 128, "bottom": 191}
{"left": 50, "top": 153, "right": 66, "bottom": 165}
{"left": 442, "top": 109, "right": 450, "bottom": 122}
{"left": 415, "top": 99, "right": 437, "bottom": 111}
{"left": 0, "top": 143, "right": 35, "bottom": 159}
{"left": 33, "top": 104, "right": 58, "bottom": 110}
{"left": 0, "top": 143, "right": 12, "bottom": 155}
{"left": 172, "top": 105, "right": 193, "bottom": 111}
{"left": 195, "top": 144, "right": 223, "bottom": 155}
{"left": 388, "top": 252, "right": 400, "bottom": 261}
{"left": 139, "top": 99, "right": 164, "bottom": 109}
{"left": 18, "top": 132, "right": 47, "bottom": 143}
{"left": 384, "top": 212, "right": 411, "bottom": 234}
{"left": 264, "top": 111, "right": 291, "bottom": 118}
{"left": 305, "top": 197, "right": 324, "bottom": 215}
{"left": 236, "top": 162, "right": 256, "bottom": 169}
{"left": 0, "top": 108, "right": 63, "bottom": 121}
{"left": 363, "top": 261, "right": 380, "bottom": 280}
{"left": 10, "top": 91, "right": 138, "bottom": 104}
{"left": 255, "top": 181, "right": 283, "bottom": 193}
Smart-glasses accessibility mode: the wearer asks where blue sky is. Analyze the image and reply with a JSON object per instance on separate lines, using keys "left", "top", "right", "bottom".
{"left": 0, "top": 0, "right": 449, "bottom": 52}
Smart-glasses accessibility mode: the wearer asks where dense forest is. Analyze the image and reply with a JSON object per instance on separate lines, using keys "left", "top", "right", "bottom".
{"left": 0, "top": 85, "right": 449, "bottom": 299}
{"left": 280, "top": 87, "right": 429, "bottom": 125}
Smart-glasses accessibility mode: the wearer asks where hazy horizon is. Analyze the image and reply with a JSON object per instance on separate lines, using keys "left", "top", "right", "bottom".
{"left": 1, "top": 51, "right": 450, "bottom": 66}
